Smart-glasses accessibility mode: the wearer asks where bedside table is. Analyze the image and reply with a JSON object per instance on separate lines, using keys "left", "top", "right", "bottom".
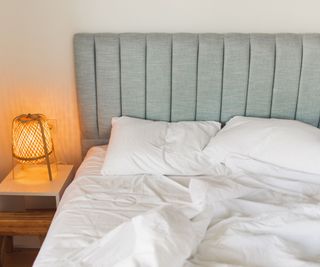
{"left": 0, "top": 165, "right": 74, "bottom": 266}
{"left": 0, "top": 165, "right": 74, "bottom": 207}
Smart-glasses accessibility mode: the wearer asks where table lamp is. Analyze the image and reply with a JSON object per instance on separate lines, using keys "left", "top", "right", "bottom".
{"left": 12, "top": 114, "right": 56, "bottom": 181}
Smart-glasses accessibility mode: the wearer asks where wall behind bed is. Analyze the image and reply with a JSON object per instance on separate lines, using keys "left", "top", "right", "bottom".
{"left": 1, "top": 0, "right": 320, "bottom": 186}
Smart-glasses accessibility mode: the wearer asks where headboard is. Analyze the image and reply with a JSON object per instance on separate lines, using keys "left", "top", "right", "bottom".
{"left": 74, "top": 33, "right": 320, "bottom": 155}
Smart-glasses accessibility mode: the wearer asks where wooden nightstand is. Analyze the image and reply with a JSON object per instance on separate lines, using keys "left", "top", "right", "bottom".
{"left": 0, "top": 165, "right": 74, "bottom": 266}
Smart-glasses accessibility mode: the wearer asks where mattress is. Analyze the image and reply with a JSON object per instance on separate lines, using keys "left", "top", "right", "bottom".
{"left": 34, "top": 146, "right": 320, "bottom": 267}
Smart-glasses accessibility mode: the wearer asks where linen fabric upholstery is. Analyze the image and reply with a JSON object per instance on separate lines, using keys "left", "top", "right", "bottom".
{"left": 74, "top": 33, "right": 320, "bottom": 155}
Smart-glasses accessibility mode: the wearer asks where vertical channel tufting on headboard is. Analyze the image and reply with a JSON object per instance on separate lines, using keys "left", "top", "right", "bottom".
{"left": 171, "top": 33, "right": 198, "bottom": 122}
{"left": 146, "top": 34, "right": 172, "bottom": 121}
{"left": 296, "top": 34, "right": 320, "bottom": 126}
{"left": 246, "top": 34, "right": 275, "bottom": 118}
{"left": 74, "top": 33, "right": 320, "bottom": 156}
{"left": 196, "top": 34, "right": 223, "bottom": 122}
{"left": 95, "top": 34, "right": 121, "bottom": 138}
{"left": 271, "top": 34, "right": 303, "bottom": 119}
{"left": 221, "top": 34, "right": 250, "bottom": 122}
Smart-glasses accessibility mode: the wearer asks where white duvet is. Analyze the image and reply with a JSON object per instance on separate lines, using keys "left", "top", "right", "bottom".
{"left": 34, "top": 147, "right": 320, "bottom": 267}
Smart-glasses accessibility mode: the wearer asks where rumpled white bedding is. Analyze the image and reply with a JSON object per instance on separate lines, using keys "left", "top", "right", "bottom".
{"left": 69, "top": 205, "right": 212, "bottom": 267}
{"left": 34, "top": 146, "right": 320, "bottom": 267}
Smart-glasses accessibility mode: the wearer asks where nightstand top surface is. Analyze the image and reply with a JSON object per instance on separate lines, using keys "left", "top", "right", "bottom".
{"left": 0, "top": 165, "right": 74, "bottom": 197}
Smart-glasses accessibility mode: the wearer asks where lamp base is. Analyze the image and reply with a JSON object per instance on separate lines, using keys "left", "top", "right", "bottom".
{"left": 12, "top": 163, "right": 58, "bottom": 183}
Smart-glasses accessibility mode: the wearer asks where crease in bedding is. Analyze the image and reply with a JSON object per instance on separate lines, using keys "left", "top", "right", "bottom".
{"left": 34, "top": 146, "right": 320, "bottom": 267}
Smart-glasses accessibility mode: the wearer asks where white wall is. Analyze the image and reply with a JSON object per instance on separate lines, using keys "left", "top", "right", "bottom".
{"left": 1, "top": 0, "right": 320, "bottom": 181}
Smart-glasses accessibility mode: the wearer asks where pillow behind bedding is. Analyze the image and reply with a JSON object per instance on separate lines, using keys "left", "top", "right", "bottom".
{"left": 204, "top": 116, "right": 320, "bottom": 175}
{"left": 101, "top": 116, "right": 221, "bottom": 175}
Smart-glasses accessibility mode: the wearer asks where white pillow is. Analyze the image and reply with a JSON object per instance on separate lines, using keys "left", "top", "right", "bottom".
{"left": 101, "top": 116, "right": 221, "bottom": 175}
{"left": 204, "top": 116, "right": 320, "bottom": 175}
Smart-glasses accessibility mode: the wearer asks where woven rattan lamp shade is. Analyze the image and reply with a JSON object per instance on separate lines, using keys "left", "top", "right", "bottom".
{"left": 12, "top": 114, "right": 53, "bottom": 164}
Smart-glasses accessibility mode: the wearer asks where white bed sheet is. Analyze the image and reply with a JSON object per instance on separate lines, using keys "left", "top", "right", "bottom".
{"left": 34, "top": 146, "right": 218, "bottom": 266}
{"left": 34, "top": 146, "right": 320, "bottom": 267}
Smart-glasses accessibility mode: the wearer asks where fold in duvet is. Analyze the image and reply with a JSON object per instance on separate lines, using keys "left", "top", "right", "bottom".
{"left": 34, "top": 172, "right": 320, "bottom": 267}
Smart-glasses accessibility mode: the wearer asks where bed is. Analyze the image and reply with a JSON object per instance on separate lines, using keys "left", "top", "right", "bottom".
{"left": 34, "top": 33, "right": 320, "bottom": 266}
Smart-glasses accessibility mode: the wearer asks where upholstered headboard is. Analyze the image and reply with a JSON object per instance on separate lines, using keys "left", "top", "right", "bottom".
{"left": 74, "top": 33, "right": 320, "bottom": 155}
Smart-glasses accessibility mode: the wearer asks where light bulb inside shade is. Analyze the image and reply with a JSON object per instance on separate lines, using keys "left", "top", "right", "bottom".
{"left": 12, "top": 114, "right": 53, "bottom": 164}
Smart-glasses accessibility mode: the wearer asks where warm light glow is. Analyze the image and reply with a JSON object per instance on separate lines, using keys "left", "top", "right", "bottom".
{"left": 13, "top": 164, "right": 57, "bottom": 185}
{"left": 12, "top": 114, "right": 53, "bottom": 164}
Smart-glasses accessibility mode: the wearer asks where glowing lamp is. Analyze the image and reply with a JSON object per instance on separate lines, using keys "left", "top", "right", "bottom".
{"left": 12, "top": 114, "right": 54, "bottom": 181}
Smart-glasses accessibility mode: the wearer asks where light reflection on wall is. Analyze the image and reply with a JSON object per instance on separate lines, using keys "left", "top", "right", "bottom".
{"left": 0, "top": 81, "right": 82, "bottom": 185}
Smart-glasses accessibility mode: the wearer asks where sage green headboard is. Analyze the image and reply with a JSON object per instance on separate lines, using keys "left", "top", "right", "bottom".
{"left": 74, "top": 33, "right": 320, "bottom": 155}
